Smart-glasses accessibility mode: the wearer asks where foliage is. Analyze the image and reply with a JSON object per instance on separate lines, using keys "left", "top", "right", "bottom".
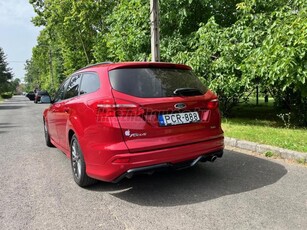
{"left": 28, "top": 0, "right": 116, "bottom": 92}
{"left": 173, "top": 16, "right": 258, "bottom": 114}
{"left": 160, "top": 0, "right": 241, "bottom": 62}
{"left": 0, "top": 47, "right": 14, "bottom": 94}
{"left": 96, "top": 0, "right": 150, "bottom": 62}
{"left": 172, "top": 0, "right": 307, "bottom": 125}
{"left": 223, "top": 99, "right": 307, "bottom": 152}
{"left": 27, "top": 0, "right": 241, "bottom": 91}
{"left": 1, "top": 92, "right": 13, "bottom": 99}
{"left": 223, "top": 117, "right": 307, "bottom": 153}
{"left": 264, "top": 151, "right": 274, "bottom": 158}
{"left": 26, "top": 0, "right": 307, "bottom": 126}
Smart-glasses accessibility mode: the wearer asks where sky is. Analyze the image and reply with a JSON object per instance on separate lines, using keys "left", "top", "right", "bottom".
{"left": 0, "top": 0, "right": 41, "bottom": 82}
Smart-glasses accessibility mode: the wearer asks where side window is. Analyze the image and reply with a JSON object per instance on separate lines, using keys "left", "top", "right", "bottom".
{"left": 80, "top": 72, "right": 100, "bottom": 95}
{"left": 64, "top": 74, "right": 81, "bottom": 99}
{"left": 53, "top": 79, "right": 70, "bottom": 103}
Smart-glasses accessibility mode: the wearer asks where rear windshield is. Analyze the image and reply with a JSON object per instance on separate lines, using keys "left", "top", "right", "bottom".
{"left": 109, "top": 68, "right": 207, "bottom": 98}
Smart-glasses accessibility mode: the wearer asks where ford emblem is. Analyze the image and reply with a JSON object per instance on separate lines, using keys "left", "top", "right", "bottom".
{"left": 174, "top": 103, "right": 186, "bottom": 109}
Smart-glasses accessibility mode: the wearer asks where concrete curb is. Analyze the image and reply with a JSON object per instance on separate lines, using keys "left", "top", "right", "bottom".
{"left": 224, "top": 137, "right": 307, "bottom": 163}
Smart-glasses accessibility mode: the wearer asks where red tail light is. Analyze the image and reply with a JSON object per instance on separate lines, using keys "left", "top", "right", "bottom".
{"left": 206, "top": 99, "right": 219, "bottom": 109}
{"left": 97, "top": 99, "right": 144, "bottom": 117}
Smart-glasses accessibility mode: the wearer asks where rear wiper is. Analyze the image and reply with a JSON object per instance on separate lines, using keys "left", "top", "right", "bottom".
{"left": 173, "top": 88, "right": 203, "bottom": 96}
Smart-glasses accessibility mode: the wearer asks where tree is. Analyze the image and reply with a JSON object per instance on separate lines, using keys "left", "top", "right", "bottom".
{"left": 0, "top": 47, "right": 14, "bottom": 94}
{"left": 27, "top": 0, "right": 242, "bottom": 90}
{"left": 241, "top": 0, "right": 307, "bottom": 125}
{"left": 97, "top": 0, "right": 150, "bottom": 62}
{"left": 28, "top": 0, "right": 117, "bottom": 93}
{"left": 26, "top": 0, "right": 307, "bottom": 125}
{"left": 172, "top": 0, "right": 307, "bottom": 125}
{"left": 11, "top": 78, "right": 21, "bottom": 94}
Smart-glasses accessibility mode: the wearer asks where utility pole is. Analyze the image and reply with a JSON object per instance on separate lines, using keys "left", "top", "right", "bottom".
{"left": 150, "top": 0, "right": 160, "bottom": 62}
{"left": 49, "top": 49, "right": 54, "bottom": 90}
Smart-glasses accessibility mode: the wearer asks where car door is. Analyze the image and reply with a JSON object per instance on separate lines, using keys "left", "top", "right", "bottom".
{"left": 56, "top": 74, "right": 82, "bottom": 149}
{"left": 47, "top": 79, "right": 70, "bottom": 146}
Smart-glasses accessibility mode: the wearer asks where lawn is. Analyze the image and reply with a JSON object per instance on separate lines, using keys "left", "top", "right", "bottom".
{"left": 222, "top": 98, "right": 307, "bottom": 153}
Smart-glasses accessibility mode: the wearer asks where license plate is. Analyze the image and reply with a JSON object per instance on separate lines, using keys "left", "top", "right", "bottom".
{"left": 158, "top": 112, "right": 200, "bottom": 126}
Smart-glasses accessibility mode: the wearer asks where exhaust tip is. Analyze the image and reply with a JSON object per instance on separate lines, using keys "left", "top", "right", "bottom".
{"left": 210, "top": 155, "right": 217, "bottom": 162}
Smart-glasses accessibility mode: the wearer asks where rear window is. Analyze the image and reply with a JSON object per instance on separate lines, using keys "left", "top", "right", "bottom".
{"left": 109, "top": 68, "right": 207, "bottom": 98}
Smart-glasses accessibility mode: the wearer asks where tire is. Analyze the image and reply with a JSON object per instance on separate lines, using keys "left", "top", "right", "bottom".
{"left": 43, "top": 119, "right": 54, "bottom": 147}
{"left": 70, "top": 135, "right": 97, "bottom": 187}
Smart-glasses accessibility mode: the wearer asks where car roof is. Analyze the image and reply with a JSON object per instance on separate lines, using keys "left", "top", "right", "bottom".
{"left": 75, "top": 62, "right": 192, "bottom": 73}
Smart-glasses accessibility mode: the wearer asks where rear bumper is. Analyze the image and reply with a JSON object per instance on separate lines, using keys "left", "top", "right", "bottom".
{"left": 112, "top": 149, "right": 223, "bottom": 183}
{"left": 86, "top": 136, "right": 224, "bottom": 182}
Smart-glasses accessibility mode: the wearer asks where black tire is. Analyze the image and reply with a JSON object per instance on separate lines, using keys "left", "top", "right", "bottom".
{"left": 70, "top": 135, "right": 97, "bottom": 187}
{"left": 43, "top": 119, "right": 54, "bottom": 147}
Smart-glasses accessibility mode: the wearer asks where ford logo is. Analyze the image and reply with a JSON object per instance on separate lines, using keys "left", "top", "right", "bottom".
{"left": 174, "top": 103, "right": 186, "bottom": 109}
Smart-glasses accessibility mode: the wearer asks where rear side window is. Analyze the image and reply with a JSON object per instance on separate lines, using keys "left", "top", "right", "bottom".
{"left": 109, "top": 68, "right": 207, "bottom": 98}
{"left": 80, "top": 72, "right": 100, "bottom": 95}
{"left": 54, "top": 79, "right": 70, "bottom": 102}
{"left": 65, "top": 74, "right": 81, "bottom": 99}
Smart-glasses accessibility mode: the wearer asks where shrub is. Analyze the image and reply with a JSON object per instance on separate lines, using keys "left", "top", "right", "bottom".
{"left": 1, "top": 92, "right": 13, "bottom": 99}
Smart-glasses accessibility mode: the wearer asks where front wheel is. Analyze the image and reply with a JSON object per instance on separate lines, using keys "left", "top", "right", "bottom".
{"left": 70, "top": 135, "right": 96, "bottom": 187}
{"left": 43, "top": 119, "right": 54, "bottom": 147}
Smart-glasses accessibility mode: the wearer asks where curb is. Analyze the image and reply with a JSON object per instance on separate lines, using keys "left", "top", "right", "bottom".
{"left": 224, "top": 137, "right": 307, "bottom": 163}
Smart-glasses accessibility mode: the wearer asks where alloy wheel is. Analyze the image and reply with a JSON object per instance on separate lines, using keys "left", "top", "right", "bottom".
{"left": 71, "top": 139, "right": 82, "bottom": 180}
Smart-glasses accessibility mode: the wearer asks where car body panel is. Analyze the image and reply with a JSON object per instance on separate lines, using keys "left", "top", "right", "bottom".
{"left": 26, "top": 91, "right": 35, "bottom": 101}
{"left": 111, "top": 89, "right": 222, "bottom": 153}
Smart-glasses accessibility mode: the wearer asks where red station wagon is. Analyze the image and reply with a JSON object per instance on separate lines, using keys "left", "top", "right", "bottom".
{"left": 43, "top": 62, "right": 224, "bottom": 187}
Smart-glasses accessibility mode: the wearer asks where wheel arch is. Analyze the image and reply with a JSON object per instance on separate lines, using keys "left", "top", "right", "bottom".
{"left": 68, "top": 129, "right": 75, "bottom": 148}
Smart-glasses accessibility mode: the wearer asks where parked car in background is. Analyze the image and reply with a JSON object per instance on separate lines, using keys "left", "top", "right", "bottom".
{"left": 40, "top": 95, "right": 51, "bottom": 103}
{"left": 43, "top": 62, "right": 224, "bottom": 187}
{"left": 25, "top": 91, "right": 35, "bottom": 101}
{"left": 34, "top": 90, "right": 50, "bottom": 103}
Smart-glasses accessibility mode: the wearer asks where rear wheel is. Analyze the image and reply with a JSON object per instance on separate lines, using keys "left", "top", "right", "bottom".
{"left": 70, "top": 135, "right": 96, "bottom": 187}
{"left": 43, "top": 119, "right": 54, "bottom": 147}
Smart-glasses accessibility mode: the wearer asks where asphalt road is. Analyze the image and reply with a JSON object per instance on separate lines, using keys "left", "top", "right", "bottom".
{"left": 0, "top": 96, "right": 306, "bottom": 230}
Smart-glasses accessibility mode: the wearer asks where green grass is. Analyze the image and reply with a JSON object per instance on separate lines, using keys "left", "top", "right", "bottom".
{"left": 222, "top": 98, "right": 307, "bottom": 153}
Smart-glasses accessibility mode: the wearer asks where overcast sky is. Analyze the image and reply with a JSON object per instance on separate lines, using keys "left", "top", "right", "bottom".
{"left": 0, "top": 0, "right": 41, "bottom": 82}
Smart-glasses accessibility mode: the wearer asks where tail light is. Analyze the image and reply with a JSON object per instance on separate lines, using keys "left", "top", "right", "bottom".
{"left": 206, "top": 99, "right": 219, "bottom": 110}
{"left": 97, "top": 99, "right": 144, "bottom": 117}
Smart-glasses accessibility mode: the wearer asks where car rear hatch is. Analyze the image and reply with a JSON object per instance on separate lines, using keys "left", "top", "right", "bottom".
{"left": 106, "top": 63, "right": 223, "bottom": 153}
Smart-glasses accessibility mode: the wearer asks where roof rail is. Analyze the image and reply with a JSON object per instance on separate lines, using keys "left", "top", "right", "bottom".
{"left": 77, "top": 62, "right": 113, "bottom": 71}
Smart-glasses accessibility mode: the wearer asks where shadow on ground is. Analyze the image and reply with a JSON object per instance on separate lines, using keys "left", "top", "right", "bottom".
{"left": 0, "top": 105, "right": 25, "bottom": 110}
{"left": 0, "top": 123, "right": 19, "bottom": 134}
{"left": 89, "top": 151, "right": 287, "bottom": 207}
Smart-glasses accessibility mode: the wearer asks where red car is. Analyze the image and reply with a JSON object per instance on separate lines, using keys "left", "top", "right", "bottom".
{"left": 43, "top": 62, "right": 224, "bottom": 187}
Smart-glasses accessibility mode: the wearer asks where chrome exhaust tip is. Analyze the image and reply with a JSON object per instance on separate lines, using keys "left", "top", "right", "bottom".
{"left": 210, "top": 155, "right": 217, "bottom": 162}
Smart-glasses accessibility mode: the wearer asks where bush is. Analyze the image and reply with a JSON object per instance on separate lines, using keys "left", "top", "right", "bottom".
{"left": 1, "top": 92, "right": 13, "bottom": 99}
{"left": 273, "top": 88, "right": 307, "bottom": 127}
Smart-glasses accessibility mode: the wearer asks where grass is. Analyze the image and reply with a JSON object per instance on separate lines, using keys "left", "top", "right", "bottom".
{"left": 222, "top": 98, "right": 307, "bottom": 153}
